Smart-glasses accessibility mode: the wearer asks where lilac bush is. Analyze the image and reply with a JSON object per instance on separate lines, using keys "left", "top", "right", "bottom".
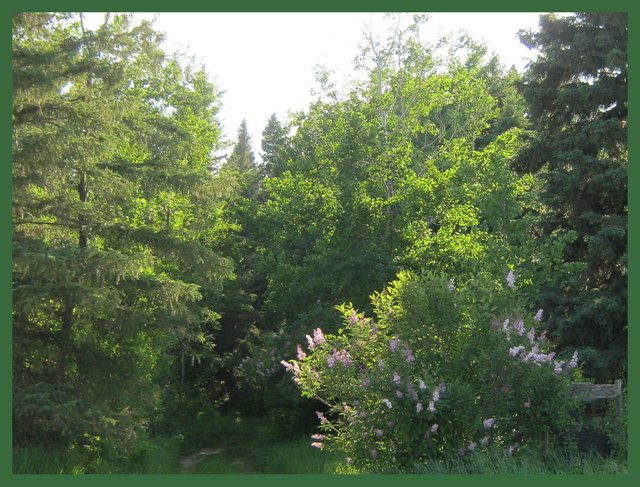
{"left": 281, "top": 270, "right": 580, "bottom": 472}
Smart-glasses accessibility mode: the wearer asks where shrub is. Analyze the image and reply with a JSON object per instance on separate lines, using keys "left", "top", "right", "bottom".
{"left": 282, "top": 270, "right": 580, "bottom": 472}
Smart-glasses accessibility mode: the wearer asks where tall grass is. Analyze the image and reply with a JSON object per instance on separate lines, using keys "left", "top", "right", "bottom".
{"left": 13, "top": 445, "right": 85, "bottom": 474}
{"left": 397, "top": 449, "right": 627, "bottom": 474}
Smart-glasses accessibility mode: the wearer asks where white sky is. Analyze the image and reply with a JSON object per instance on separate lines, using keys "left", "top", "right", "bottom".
{"left": 87, "top": 12, "right": 547, "bottom": 161}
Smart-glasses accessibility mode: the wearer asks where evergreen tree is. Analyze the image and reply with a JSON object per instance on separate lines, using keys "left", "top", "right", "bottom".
{"left": 261, "top": 113, "right": 290, "bottom": 178}
{"left": 12, "top": 13, "right": 232, "bottom": 454}
{"left": 226, "top": 118, "right": 255, "bottom": 173}
{"left": 516, "top": 13, "right": 627, "bottom": 380}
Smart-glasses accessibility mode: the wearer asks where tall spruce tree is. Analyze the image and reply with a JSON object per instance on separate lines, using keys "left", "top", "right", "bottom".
{"left": 226, "top": 119, "right": 256, "bottom": 173}
{"left": 12, "top": 13, "right": 232, "bottom": 453}
{"left": 261, "top": 113, "right": 290, "bottom": 178}
{"left": 516, "top": 13, "right": 627, "bottom": 380}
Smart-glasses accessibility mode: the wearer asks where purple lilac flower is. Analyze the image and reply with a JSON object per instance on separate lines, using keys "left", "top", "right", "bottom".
{"left": 523, "top": 399, "right": 531, "bottom": 408}
{"left": 389, "top": 337, "right": 400, "bottom": 352}
{"left": 506, "top": 445, "right": 516, "bottom": 455}
{"left": 361, "top": 375, "right": 370, "bottom": 387}
{"left": 375, "top": 429, "right": 384, "bottom": 437}
{"left": 533, "top": 309, "right": 544, "bottom": 322}
{"left": 377, "top": 358, "right": 385, "bottom": 369}
{"left": 567, "top": 350, "right": 579, "bottom": 369}
{"left": 313, "top": 328, "right": 326, "bottom": 345}
{"left": 350, "top": 309, "right": 358, "bottom": 325}
{"left": 416, "top": 402, "right": 423, "bottom": 413}
{"left": 428, "top": 401, "right": 436, "bottom": 413}
{"left": 382, "top": 399, "right": 393, "bottom": 409}
{"left": 481, "top": 436, "right": 490, "bottom": 446}
{"left": 418, "top": 379, "right": 427, "bottom": 390}
{"left": 502, "top": 319, "right": 510, "bottom": 333}
{"left": 553, "top": 360, "right": 564, "bottom": 374}
{"left": 316, "top": 411, "right": 328, "bottom": 424}
{"left": 392, "top": 372, "right": 401, "bottom": 384}
{"left": 506, "top": 270, "right": 516, "bottom": 289}
{"left": 333, "top": 349, "right": 352, "bottom": 366}
{"left": 432, "top": 385, "right": 443, "bottom": 403}
{"left": 407, "top": 382, "right": 417, "bottom": 400}
{"left": 297, "top": 344, "right": 306, "bottom": 360}
{"left": 403, "top": 346, "right": 415, "bottom": 364}
{"left": 527, "top": 328, "right": 536, "bottom": 344}
{"left": 468, "top": 442, "right": 476, "bottom": 451}
{"left": 458, "top": 447, "right": 466, "bottom": 456}
{"left": 483, "top": 418, "right": 496, "bottom": 429}
{"left": 306, "top": 334, "right": 315, "bottom": 350}
{"left": 513, "top": 318, "right": 525, "bottom": 336}
{"left": 326, "top": 355, "right": 335, "bottom": 368}
{"left": 396, "top": 390, "right": 403, "bottom": 398}
{"left": 370, "top": 449, "right": 378, "bottom": 459}
{"left": 431, "top": 424, "right": 439, "bottom": 433}
{"left": 509, "top": 346, "right": 525, "bottom": 357}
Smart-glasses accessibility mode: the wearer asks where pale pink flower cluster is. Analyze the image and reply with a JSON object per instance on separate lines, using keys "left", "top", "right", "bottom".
{"left": 430, "top": 424, "right": 439, "bottom": 433}
{"left": 350, "top": 309, "right": 358, "bottom": 325}
{"left": 316, "top": 411, "right": 328, "bottom": 424}
{"left": 533, "top": 309, "right": 544, "bottom": 322}
{"left": 403, "top": 346, "right": 415, "bottom": 364}
{"left": 392, "top": 371, "right": 401, "bottom": 384}
{"left": 311, "top": 434, "right": 324, "bottom": 440}
{"left": 554, "top": 350, "right": 579, "bottom": 375}
{"left": 483, "top": 417, "right": 496, "bottom": 429}
{"left": 432, "top": 383, "right": 445, "bottom": 402}
{"left": 374, "top": 428, "right": 384, "bottom": 436}
{"left": 296, "top": 344, "right": 306, "bottom": 360}
{"left": 506, "top": 270, "right": 516, "bottom": 289}
{"left": 306, "top": 327, "right": 326, "bottom": 349}
{"left": 500, "top": 314, "right": 578, "bottom": 374}
{"left": 331, "top": 348, "right": 352, "bottom": 367}
{"left": 281, "top": 360, "right": 300, "bottom": 378}
{"left": 389, "top": 337, "right": 400, "bottom": 352}
{"left": 311, "top": 442, "right": 323, "bottom": 449}
{"left": 513, "top": 318, "right": 525, "bottom": 336}
{"left": 416, "top": 402, "right": 423, "bottom": 413}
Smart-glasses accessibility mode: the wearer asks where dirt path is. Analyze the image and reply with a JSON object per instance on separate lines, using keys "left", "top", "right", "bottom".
{"left": 180, "top": 447, "right": 226, "bottom": 470}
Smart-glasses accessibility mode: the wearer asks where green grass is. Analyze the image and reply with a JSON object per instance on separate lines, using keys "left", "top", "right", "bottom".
{"left": 190, "top": 435, "right": 340, "bottom": 474}
{"left": 404, "top": 449, "right": 628, "bottom": 474}
{"left": 13, "top": 445, "right": 86, "bottom": 474}
{"left": 13, "top": 413, "right": 627, "bottom": 475}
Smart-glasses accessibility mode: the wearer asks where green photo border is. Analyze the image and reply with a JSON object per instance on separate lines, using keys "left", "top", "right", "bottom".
{"left": 2, "top": 1, "right": 636, "bottom": 486}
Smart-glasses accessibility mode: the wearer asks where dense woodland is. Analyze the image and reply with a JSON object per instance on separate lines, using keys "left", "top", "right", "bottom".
{"left": 12, "top": 13, "right": 627, "bottom": 473}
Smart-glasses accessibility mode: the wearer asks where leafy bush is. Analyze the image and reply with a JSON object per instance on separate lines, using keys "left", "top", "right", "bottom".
{"left": 283, "top": 270, "right": 581, "bottom": 472}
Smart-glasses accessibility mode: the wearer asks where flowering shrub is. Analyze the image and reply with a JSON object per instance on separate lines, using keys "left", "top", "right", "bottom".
{"left": 282, "top": 270, "right": 580, "bottom": 472}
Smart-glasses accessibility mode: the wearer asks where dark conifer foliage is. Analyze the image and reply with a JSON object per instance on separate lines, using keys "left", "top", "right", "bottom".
{"left": 516, "top": 13, "right": 627, "bottom": 380}
{"left": 12, "top": 13, "right": 232, "bottom": 451}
